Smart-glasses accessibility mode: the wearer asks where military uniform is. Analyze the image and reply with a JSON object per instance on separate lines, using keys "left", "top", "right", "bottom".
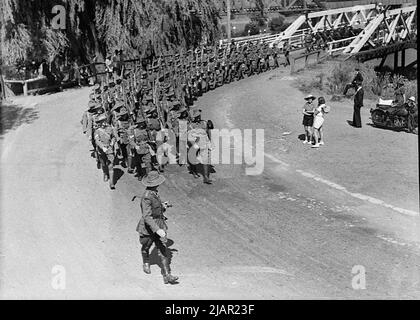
{"left": 135, "top": 171, "right": 178, "bottom": 284}
{"left": 187, "top": 109, "right": 212, "bottom": 184}
{"left": 115, "top": 116, "right": 132, "bottom": 169}
{"left": 94, "top": 119, "right": 117, "bottom": 189}
{"left": 128, "top": 121, "right": 152, "bottom": 179}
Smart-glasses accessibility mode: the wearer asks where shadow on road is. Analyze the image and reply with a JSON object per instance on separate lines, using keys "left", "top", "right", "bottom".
{"left": 113, "top": 168, "right": 124, "bottom": 186}
{"left": 149, "top": 238, "right": 178, "bottom": 275}
{"left": 298, "top": 133, "right": 306, "bottom": 141}
{"left": 366, "top": 122, "right": 414, "bottom": 134}
{"left": 0, "top": 103, "right": 39, "bottom": 137}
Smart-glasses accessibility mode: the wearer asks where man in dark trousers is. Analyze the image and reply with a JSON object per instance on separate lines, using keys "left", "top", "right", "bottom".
{"left": 352, "top": 81, "right": 364, "bottom": 128}
{"left": 135, "top": 171, "right": 178, "bottom": 284}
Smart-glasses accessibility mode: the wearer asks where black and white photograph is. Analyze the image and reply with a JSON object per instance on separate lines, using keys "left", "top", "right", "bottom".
{"left": 0, "top": 0, "right": 418, "bottom": 302}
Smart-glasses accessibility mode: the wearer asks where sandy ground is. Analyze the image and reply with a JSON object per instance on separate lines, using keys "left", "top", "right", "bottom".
{"left": 0, "top": 64, "right": 419, "bottom": 299}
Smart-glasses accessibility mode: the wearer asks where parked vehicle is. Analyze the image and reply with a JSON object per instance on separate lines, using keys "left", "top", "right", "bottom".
{"left": 370, "top": 98, "right": 417, "bottom": 133}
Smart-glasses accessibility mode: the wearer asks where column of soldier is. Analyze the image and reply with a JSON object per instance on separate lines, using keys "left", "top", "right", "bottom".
{"left": 81, "top": 41, "right": 285, "bottom": 189}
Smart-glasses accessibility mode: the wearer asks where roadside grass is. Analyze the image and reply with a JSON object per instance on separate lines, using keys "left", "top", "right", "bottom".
{"left": 293, "top": 58, "right": 418, "bottom": 102}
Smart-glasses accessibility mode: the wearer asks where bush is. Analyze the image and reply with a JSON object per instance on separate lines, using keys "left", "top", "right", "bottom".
{"left": 405, "top": 79, "right": 418, "bottom": 102}
{"left": 296, "top": 73, "right": 325, "bottom": 93}
{"left": 249, "top": 11, "right": 266, "bottom": 27}
{"left": 326, "top": 61, "right": 380, "bottom": 99}
{"left": 243, "top": 22, "right": 260, "bottom": 36}
{"left": 279, "top": 22, "right": 292, "bottom": 32}
{"left": 269, "top": 15, "right": 286, "bottom": 33}
{"left": 325, "top": 61, "right": 417, "bottom": 101}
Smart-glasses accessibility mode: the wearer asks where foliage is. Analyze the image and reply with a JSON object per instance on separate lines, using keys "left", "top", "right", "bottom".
{"left": 326, "top": 60, "right": 378, "bottom": 99}
{"left": 249, "top": 13, "right": 266, "bottom": 28}
{"left": 43, "top": 28, "right": 69, "bottom": 63}
{"left": 296, "top": 73, "right": 325, "bottom": 93}
{"left": 268, "top": 14, "right": 285, "bottom": 33}
{"left": 1, "top": 0, "right": 222, "bottom": 68}
{"left": 324, "top": 60, "right": 417, "bottom": 100}
{"left": 404, "top": 79, "right": 418, "bottom": 102}
{"left": 0, "top": 23, "right": 32, "bottom": 65}
{"left": 243, "top": 21, "right": 260, "bottom": 36}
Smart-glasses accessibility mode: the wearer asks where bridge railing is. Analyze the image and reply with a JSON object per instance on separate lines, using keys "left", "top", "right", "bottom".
{"left": 327, "top": 36, "right": 357, "bottom": 55}
{"left": 220, "top": 28, "right": 311, "bottom": 50}
{"left": 290, "top": 49, "right": 327, "bottom": 74}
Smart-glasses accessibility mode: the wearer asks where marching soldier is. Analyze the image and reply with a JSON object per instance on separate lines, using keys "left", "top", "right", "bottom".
{"left": 146, "top": 108, "right": 162, "bottom": 168}
{"left": 81, "top": 100, "right": 98, "bottom": 135}
{"left": 115, "top": 107, "right": 132, "bottom": 170}
{"left": 128, "top": 117, "right": 152, "bottom": 179}
{"left": 82, "top": 100, "right": 104, "bottom": 169}
{"left": 135, "top": 171, "right": 178, "bottom": 284}
{"left": 187, "top": 108, "right": 213, "bottom": 184}
{"left": 94, "top": 114, "right": 117, "bottom": 189}
{"left": 304, "top": 32, "right": 314, "bottom": 53}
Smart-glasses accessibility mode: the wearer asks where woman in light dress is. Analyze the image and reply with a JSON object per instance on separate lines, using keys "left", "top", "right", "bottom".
{"left": 312, "top": 96, "right": 330, "bottom": 148}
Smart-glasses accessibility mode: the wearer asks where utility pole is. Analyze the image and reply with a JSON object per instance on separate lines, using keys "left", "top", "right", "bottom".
{"left": 227, "top": 0, "right": 231, "bottom": 43}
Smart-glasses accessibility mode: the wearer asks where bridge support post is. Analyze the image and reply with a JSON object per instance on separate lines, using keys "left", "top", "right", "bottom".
{"left": 23, "top": 81, "right": 28, "bottom": 96}
{"left": 227, "top": 0, "right": 231, "bottom": 43}
{"left": 393, "top": 52, "right": 398, "bottom": 72}
{"left": 290, "top": 58, "right": 295, "bottom": 74}
{"left": 378, "top": 55, "right": 387, "bottom": 69}
{"left": 401, "top": 49, "right": 406, "bottom": 68}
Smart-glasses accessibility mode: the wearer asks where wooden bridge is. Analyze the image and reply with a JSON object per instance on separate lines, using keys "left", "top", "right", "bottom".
{"left": 221, "top": 3, "right": 417, "bottom": 69}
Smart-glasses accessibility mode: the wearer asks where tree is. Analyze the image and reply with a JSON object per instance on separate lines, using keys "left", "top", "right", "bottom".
{"left": 1, "top": 0, "right": 222, "bottom": 67}
{"left": 243, "top": 21, "right": 260, "bottom": 36}
{"left": 268, "top": 14, "right": 286, "bottom": 33}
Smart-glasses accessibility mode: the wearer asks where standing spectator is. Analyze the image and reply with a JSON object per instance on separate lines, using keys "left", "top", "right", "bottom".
{"left": 352, "top": 81, "right": 364, "bottom": 128}
{"left": 394, "top": 79, "right": 406, "bottom": 106}
{"left": 311, "top": 97, "right": 329, "bottom": 148}
{"left": 283, "top": 41, "right": 290, "bottom": 66}
{"left": 343, "top": 68, "right": 363, "bottom": 95}
{"left": 302, "top": 94, "right": 316, "bottom": 144}
{"left": 406, "top": 96, "right": 418, "bottom": 133}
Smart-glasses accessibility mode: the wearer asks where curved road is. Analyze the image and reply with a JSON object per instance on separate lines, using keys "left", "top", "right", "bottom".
{"left": 1, "top": 68, "right": 419, "bottom": 299}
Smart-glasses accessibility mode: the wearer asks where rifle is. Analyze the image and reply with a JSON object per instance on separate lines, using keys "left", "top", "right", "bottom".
{"left": 121, "top": 77, "right": 133, "bottom": 121}
{"left": 153, "top": 79, "right": 165, "bottom": 129}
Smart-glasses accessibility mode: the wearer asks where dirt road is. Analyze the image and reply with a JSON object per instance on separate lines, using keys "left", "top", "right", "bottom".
{"left": 1, "top": 67, "right": 419, "bottom": 299}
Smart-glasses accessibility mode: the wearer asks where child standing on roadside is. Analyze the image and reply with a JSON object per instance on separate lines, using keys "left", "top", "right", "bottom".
{"left": 312, "top": 96, "right": 330, "bottom": 148}
{"left": 302, "top": 94, "right": 316, "bottom": 144}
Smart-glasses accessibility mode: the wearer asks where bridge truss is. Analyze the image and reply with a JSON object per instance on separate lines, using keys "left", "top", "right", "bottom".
{"left": 218, "top": 0, "right": 323, "bottom": 15}
{"left": 342, "top": 5, "right": 417, "bottom": 55}
{"left": 269, "top": 4, "right": 380, "bottom": 49}
{"left": 222, "top": 4, "right": 417, "bottom": 62}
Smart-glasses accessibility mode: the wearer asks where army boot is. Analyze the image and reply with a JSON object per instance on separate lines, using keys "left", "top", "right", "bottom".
{"left": 142, "top": 252, "right": 151, "bottom": 274}
{"left": 161, "top": 256, "right": 178, "bottom": 284}
{"left": 127, "top": 156, "right": 134, "bottom": 174}
{"left": 143, "top": 263, "right": 151, "bottom": 274}
{"left": 203, "top": 164, "right": 212, "bottom": 184}
{"left": 109, "top": 168, "right": 115, "bottom": 190}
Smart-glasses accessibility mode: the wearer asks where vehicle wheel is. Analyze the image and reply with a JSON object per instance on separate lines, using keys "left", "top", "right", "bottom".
{"left": 371, "top": 109, "right": 386, "bottom": 127}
